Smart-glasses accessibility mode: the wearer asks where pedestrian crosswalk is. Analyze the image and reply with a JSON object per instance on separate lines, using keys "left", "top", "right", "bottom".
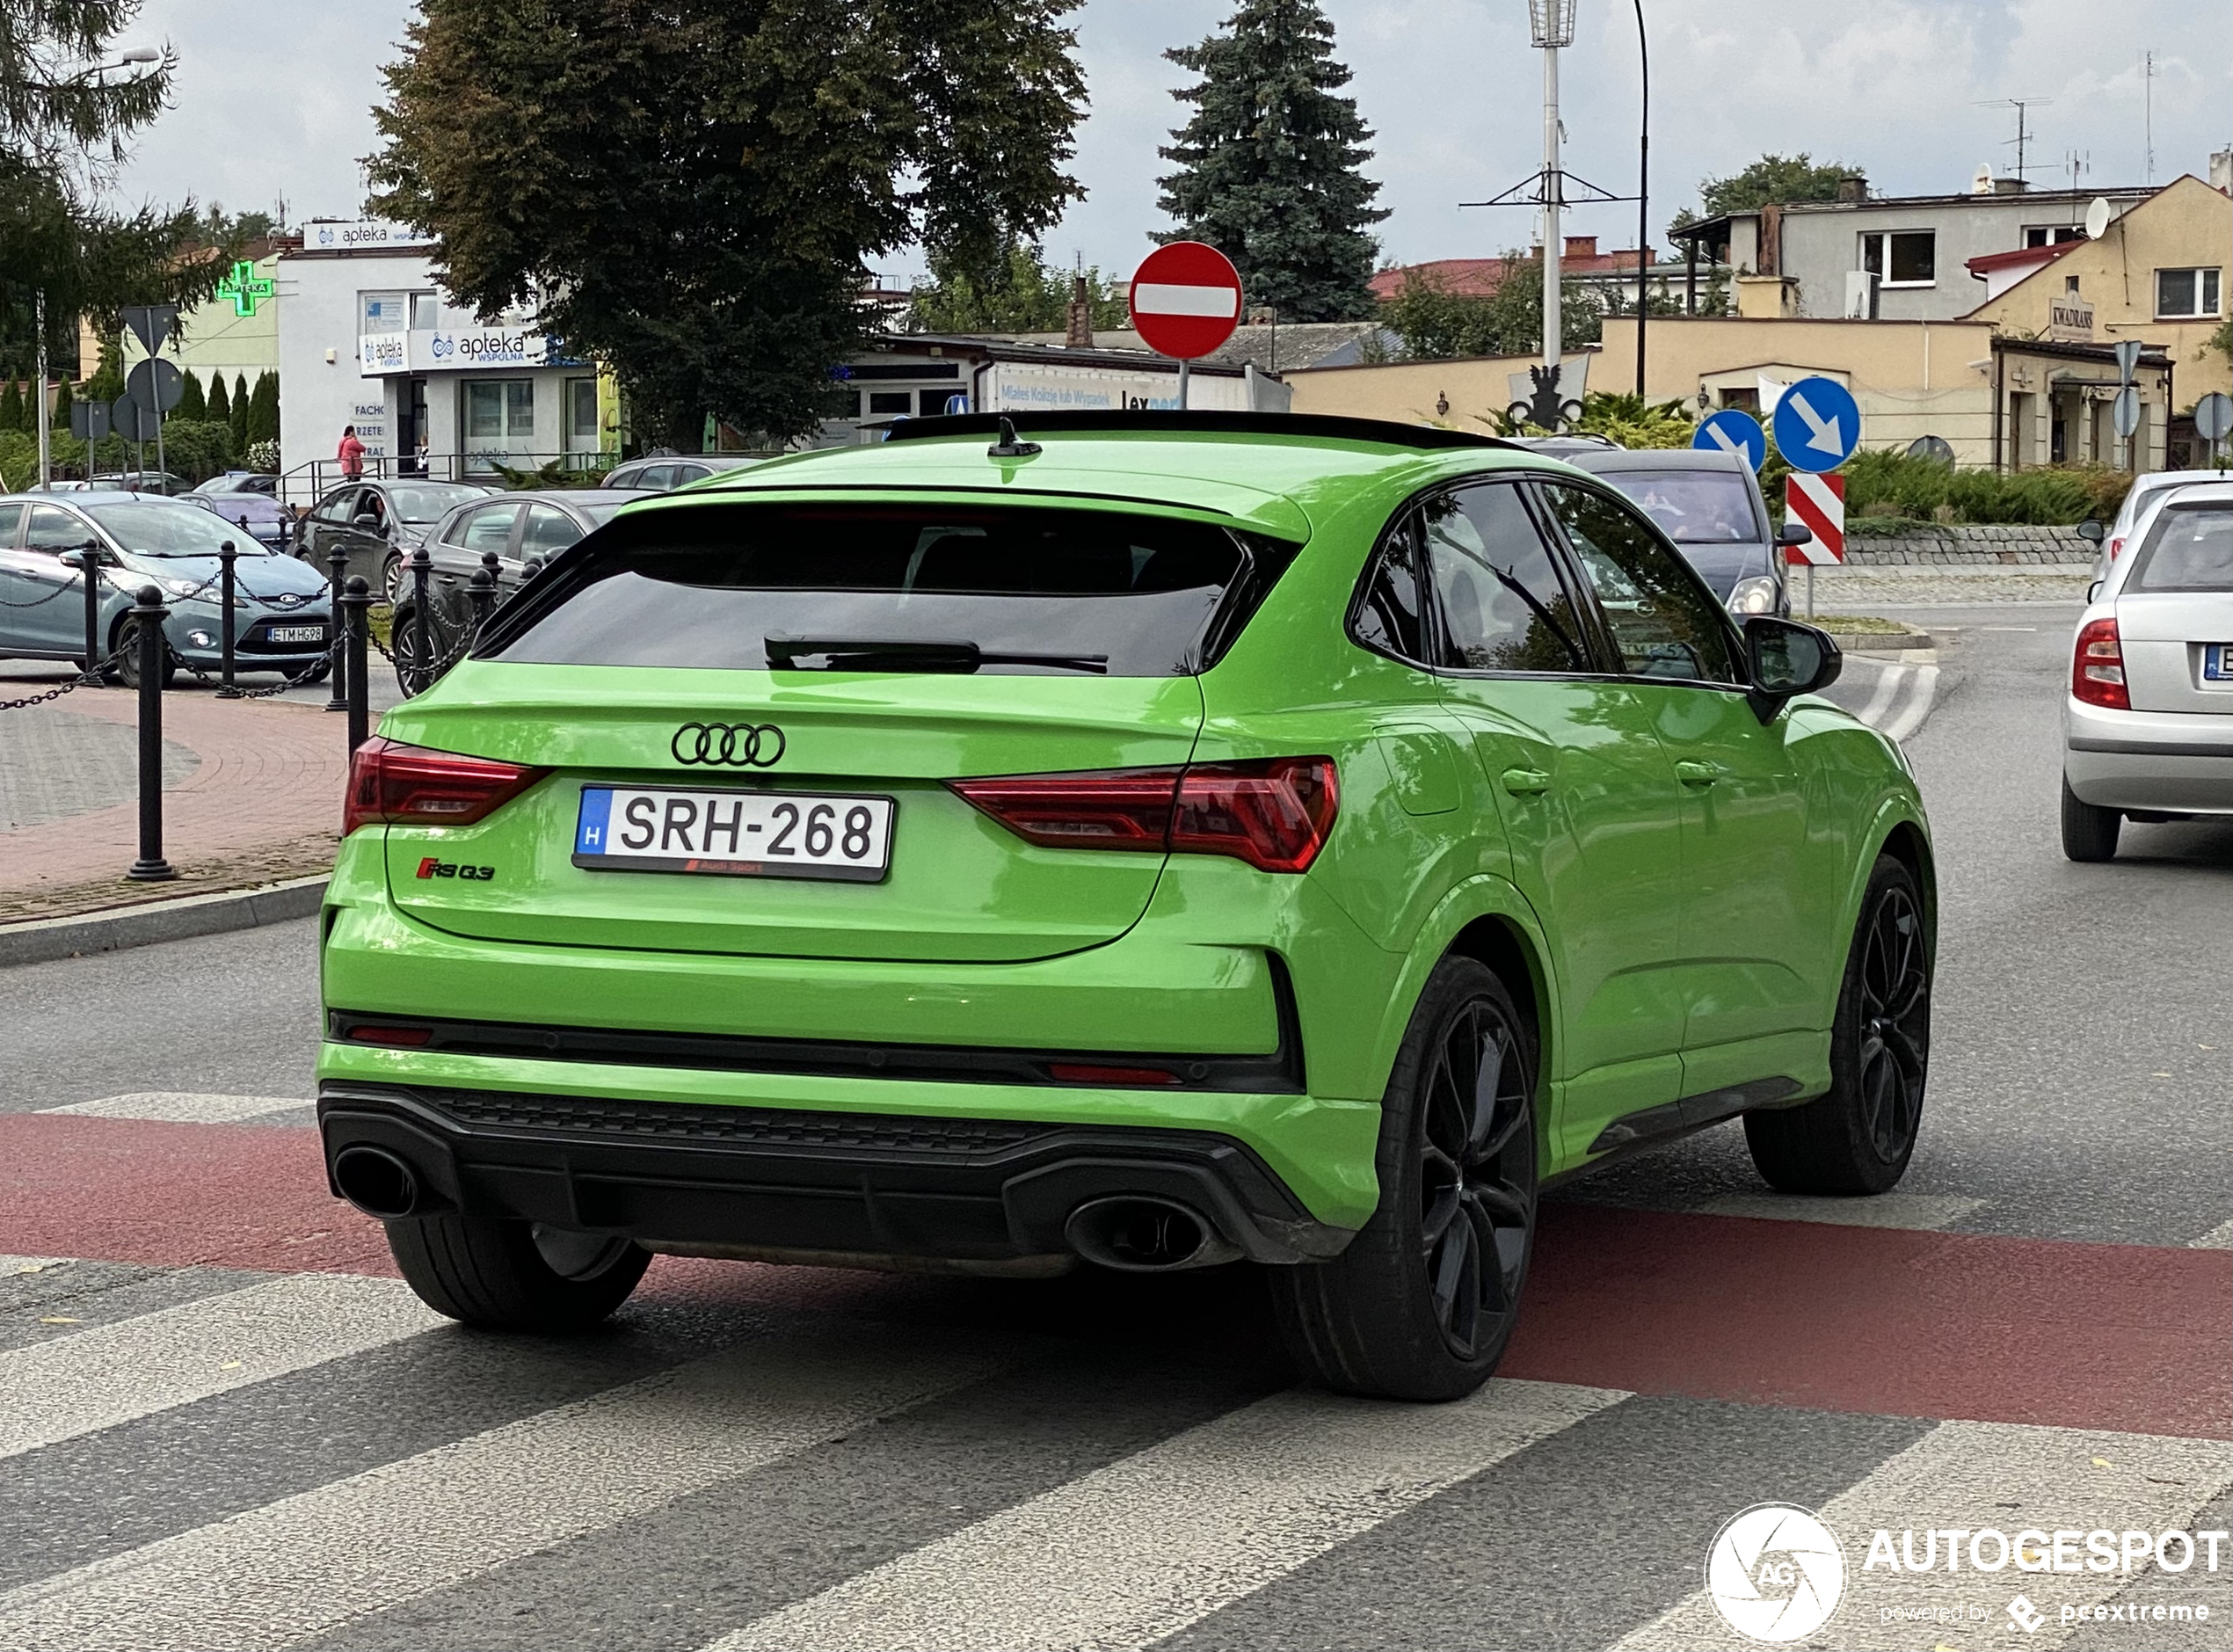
{"left": 0, "top": 1248, "right": 2225, "bottom": 1652}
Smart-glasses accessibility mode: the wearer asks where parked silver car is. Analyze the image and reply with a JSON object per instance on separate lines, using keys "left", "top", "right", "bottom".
{"left": 1567, "top": 447, "right": 1812, "bottom": 617}
{"left": 2062, "top": 482, "right": 2233, "bottom": 859}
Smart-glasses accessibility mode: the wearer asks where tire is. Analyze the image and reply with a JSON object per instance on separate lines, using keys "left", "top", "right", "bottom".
{"left": 113, "top": 617, "right": 178, "bottom": 690}
{"left": 2060, "top": 775, "right": 2120, "bottom": 862}
{"left": 389, "top": 604, "right": 437, "bottom": 697}
{"left": 386, "top": 1213, "right": 649, "bottom": 1331}
{"left": 1270, "top": 957, "right": 1539, "bottom": 1401}
{"left": 302, "top": 658, "right": 333, "bottom": 684}
{"left": 382, "top": 550, "right": 406, "bottom": 606}
{"left": 1745, "top": 855, "right": 1931, "bottom": 1196}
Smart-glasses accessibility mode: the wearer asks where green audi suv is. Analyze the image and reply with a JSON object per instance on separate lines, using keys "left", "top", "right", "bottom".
{"left": 317, "top": 413, "right": 1933, "bottom": 1401}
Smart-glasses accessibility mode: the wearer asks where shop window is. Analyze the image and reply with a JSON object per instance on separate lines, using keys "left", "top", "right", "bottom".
{"left": 2156, "top": 267, "right": 2222, "bottom": 319}
{"left": 865, "top": 390, "right": 913, "bottom": 416}
{"left": 464, "top": 379, "right": 535, "bottom": 442}
{"left": 410, "top": 292, "right": 441, "bottom": 330}
{"left": 1860, "top": 231, "right": 1936, "bottom": 287}
{"left": 565, "top": 378, "right": 599, "bottom": 443}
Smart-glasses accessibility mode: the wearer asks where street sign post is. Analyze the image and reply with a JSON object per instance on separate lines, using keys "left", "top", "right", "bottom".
{"left": 1129, "top": 241, "right": 1243, "bottom": 410}
{"left": 1785, "top": 472, "right": 1846, "bottom": 619}
{"left": 69, "top": 400, "right": 112, "bottom": 442}
{"left": 2113, "top": 339, "right": 2144, "bottom": 384}
{"left": 125, "top": 357, "right": 184, "bottom": 413}
{"left": 2195, "top": 391, "right": 2233, "bottom": 469}
{"left": 2111, "top": 385, "right": 2142, "bottom": 440}
{"left": 112, "top": 393, "right": 159, "bottom": 441}
{"left": 1771, "top": 376, "right": 1862, "bottom": 474}
{"left": 1693, "top": 409, "right": 1765, "bottom": 472}
{"left": 120, "top": 304, "right": 179, "bottom": 359}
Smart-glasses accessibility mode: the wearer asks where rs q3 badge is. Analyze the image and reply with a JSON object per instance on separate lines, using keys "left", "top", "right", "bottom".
{"left": 418, "top": 859, "right": 495, "bottom": 881}
{"left": 672, "top": 723, "right": 785, "bottom": 767}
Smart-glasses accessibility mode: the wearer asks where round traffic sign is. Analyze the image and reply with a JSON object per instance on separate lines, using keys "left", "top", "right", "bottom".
{"left": 125, "top": 356, "right": 184, "bottom": 414}
{"left": 2111, "top": 385, "right": 2142, "bottom": 440}
{"left": 2193, "top": 392, "right": 2233, "bottom": 444}
{"left": 1906, "top": 434, "right": 1955, "bottom": 466}
{"left": 1129, "top": 241, "right": 1243, "bottom": 360}
{"left": 1693, "top": 409, "right": 1765, "bottom": 472}
{"left": 1771, "top": 376, "right": 1861, "bottom": 474}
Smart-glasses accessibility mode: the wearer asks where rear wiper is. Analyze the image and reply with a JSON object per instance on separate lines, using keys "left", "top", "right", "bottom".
{"left": 765, "top": 636, "right": 1109, "bottom": 674}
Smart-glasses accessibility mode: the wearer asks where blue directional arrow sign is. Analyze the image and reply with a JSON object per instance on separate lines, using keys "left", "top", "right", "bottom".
{"left": 1693, "top": 409, "right": 1766, "bottom": 472}
{"left": 1772, "top": 376, "right": 1861, "bottom": 473}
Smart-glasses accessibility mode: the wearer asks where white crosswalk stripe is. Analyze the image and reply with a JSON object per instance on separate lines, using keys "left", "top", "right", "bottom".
{"left": 0, "top": 1272, "right": 441, "bottom": 1461}
{"left": 1611, "top": 1418, "right": 2233, "bottom": 1652}
{"left": 1696, "top": 1192, "right": 1985, "bottom": 1231}
{"left": 2189, "top": 1218, "right": 2233, "bottom": 1249}
{"left": 0, "top": 1321, "right": 1010, "bottom": 1652}
{"left": 0, "top": 1255, "right": 73, "bottom": 1277}
{"left": 701, "top": 1378, "right": 1627, "bottom": 1652}
{"left": 40, "top": 1092, "right": 306, "bottom": 1124}
{"left": 1853, "top": 662, "right": 1909, "bottom": 729}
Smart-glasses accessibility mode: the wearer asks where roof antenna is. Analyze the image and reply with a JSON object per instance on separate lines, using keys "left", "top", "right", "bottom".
{"left": 987, "top": 415, "right": 1041, "bottom": 459}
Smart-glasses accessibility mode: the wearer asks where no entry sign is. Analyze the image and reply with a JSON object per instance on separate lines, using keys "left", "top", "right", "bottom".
{"left": 1129, "top": 242, "right": 1243, "bottom": 360}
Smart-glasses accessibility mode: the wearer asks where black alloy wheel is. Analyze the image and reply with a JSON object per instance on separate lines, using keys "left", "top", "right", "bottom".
{"left": 1745, "top": 855, "right": 1931, "bottom": 1195}
{"left": 389, "top": 604, "right": 439, "bottom": 698}
{"left": 1271, "top": 957, "right": 1539, "bottom": 1401}
{"left": 113, "top": 615, "right": 178, "bottom": 690}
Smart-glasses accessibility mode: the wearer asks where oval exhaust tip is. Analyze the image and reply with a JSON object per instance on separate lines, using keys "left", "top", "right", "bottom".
{"left": 332, "top": 1146, "right": 420, "bottom": 1220}
{"left": 1065, "top": 1197, "right": 1237, "bottom": 1272}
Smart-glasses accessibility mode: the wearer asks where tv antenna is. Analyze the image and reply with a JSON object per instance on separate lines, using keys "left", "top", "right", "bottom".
{"left": 1976, "top": 97, "right": 2053, "bottom": 185}
{"left": 2063, "top": 149, "right": 2090, "bottom": 193}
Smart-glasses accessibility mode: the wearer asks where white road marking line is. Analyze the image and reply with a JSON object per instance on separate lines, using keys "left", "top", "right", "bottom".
{"left": 1854, "top": 664, "right": 1908, "bottom": 730}
{"left": 0, "top": 1255, "right": 73, "bottom": 1277}
{"left": 1695, "top": 1192, "right": 1985, "bottom": 1231}
{"left": 42, "top": 1092, "right": 307, "bottom": 1124}
{"left": 0, "top": 1323, "right": 1007, "bottom": 1652}
{"left": 1611, "top": 1418, "right": 2233, "bottom": 1652}
{"left": 701, "top": 1378, "right": 1626, "bottom": 1652}
{"left": 1879, "top": 663, "right": 1941, "bottom": 745}
{"left": 2189, "top": 1218, "right": 2233, "bottom": 1249}
{"left": 0, "top": 1274, "right": 441, "bottom": 1462}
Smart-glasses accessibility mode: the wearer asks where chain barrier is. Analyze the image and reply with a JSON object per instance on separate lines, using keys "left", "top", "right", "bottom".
{"left": 0, "top": 644, "right": 132, "bottom": 713}
{"left": 0, "top": 571, "right": 84, "bottom": 609}
{"left": 171, "top": 632, "right": 342, "bottom": 701}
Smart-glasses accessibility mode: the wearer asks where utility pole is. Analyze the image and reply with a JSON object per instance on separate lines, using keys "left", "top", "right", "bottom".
{"left": 33, "top": 289, "right": 49, "bottom": 489}
{"left": 1533, "top": 3, "right": 1574, "bottom": 376}
{"left": 1633, "top": 0, "right": 1649, "bottom": 400}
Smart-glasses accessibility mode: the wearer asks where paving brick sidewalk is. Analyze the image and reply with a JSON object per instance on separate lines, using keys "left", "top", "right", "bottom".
{"left": 0, "top": 682, "right": 349, "bottom": 923}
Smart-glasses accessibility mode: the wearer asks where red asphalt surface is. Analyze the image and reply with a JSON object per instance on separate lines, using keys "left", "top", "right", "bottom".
{"left": 4, "top": 1111, "right": 2227, "bottom": 1440}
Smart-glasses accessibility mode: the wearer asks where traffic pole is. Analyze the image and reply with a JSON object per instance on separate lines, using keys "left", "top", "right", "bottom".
{"left": 127, "top": 586, "right": 178, "bottom": 883}
{"left": 1176, "top": 359, "right": 1189, "bottom": 411}
{"left": 216, "top": 542, "right": 241, "bottom": 698}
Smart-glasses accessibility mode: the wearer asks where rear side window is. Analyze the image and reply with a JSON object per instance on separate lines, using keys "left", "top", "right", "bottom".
{"left": 2130, "top": 506, "right": 2233, "bottom": 593}
{"left": 485, "top": 503, "right": 1284, "bottom": 677}
{"left": 1422, "top": 484, "right": 1590, "bottom": 673}
{"left": 1351, "top": 519, "right": 1432, "bottom": 665}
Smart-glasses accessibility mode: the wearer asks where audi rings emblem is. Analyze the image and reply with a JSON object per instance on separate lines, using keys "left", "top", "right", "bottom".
{"left": 671, "top": 723, "right": 786, "bottom": 767}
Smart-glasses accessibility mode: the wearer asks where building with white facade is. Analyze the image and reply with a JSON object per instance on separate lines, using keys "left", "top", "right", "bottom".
{"left": 275, "top": 222, "right": 604, "bottom": 497}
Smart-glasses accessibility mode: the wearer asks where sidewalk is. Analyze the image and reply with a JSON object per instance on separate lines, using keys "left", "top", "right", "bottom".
{"left": 0, "top": 671, "right": 360, "bottom": 924}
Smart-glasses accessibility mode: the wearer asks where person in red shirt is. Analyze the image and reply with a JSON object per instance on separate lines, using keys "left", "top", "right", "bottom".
{"left": 338, "top": 426, "right": 367, "bottom": 481}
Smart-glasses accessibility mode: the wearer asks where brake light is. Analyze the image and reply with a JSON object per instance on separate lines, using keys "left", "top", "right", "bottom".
{"left": 951, "top": 757, "right": 1339, "bottom": 874}
{"left": 343, "top": 737, "right": 548, "bottom": 835}
{"left": 2106, "top": 535, "right": 2126, "bottom": 561}
{"left": 2071, "top": 618, "right": 2128, "bottom": 710}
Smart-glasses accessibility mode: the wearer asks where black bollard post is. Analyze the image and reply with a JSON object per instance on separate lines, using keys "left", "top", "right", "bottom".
{"left": 215, "top": 541, "right": 242, "bottom": 698}
{"left": 324, "top": 543, "right": 351, "bottom": 713}
{"left": 521, "top": 555, "right": 546, "bottom": 583}
{"left": 341, "top": 576, "right": 373, "bottom": 753}
{"left": 465, "top": 566, "right": 496, "bottom": 649}
{"left": 127, "top": 586, "right": 178, "bottom": 883}
{"left": 408, "top": 546, "right": 434, "bottom": 695}
{"left": 75, "top": 540, "right": 104, "bottom": 686}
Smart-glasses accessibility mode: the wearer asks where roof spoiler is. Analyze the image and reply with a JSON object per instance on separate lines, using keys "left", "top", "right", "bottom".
{"left": 882, "top": 411, "right": 1516, "bottom": 453}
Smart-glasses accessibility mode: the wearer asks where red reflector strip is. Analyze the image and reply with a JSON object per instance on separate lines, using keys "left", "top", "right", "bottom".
{"left": 1045, "top": 1062, "right": 1184, "bottom": 1087}
{"left": 342, "top": 1024, "right": 433, "bottom": 1047}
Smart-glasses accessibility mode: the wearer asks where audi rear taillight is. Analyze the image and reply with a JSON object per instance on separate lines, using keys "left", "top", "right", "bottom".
{"left": 344, "top": 737, "right": 549, "bottom": 835}
{"left": 950, "top": 757, "right": 1338, "bottom": 874}
{"left": 2071, "top": 618, "right": 2128, "bottom": 710}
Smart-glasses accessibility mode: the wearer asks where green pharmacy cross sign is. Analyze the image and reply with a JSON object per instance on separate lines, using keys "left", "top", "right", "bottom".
{"left": 215, "top": 260, "right": 274, "bottom": 317}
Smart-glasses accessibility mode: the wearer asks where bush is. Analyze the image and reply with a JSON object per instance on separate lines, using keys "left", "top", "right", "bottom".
{"left": 1841, "top": 449, "right": 2130, "bottom": 527}
{"left": 156, "top": 419, "right": 236, "bottom": 483}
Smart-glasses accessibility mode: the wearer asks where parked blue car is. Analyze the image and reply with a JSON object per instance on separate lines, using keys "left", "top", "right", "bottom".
{"left": 0, "top": 492, "right": 333, "bottom": 688}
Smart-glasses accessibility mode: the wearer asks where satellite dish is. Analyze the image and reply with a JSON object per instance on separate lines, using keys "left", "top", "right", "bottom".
{"left": 2084, "top": 197, "right": 2113, "bottom": 240}
{"left": 1907, "top": 434, "right": 1956, "bottom": 467}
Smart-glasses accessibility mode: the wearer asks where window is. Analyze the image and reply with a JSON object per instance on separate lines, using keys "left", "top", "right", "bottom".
{"left": 464, "top": 379, "right": 535, "bottom": 442}
{"left": 1352, "top": 520, "right": 1432, "bottom": 666}
{"left": 410, "top": 292, "right": 441, "bottom": 330}
{"left": 1538, "top": 484, "right": 1741, "bottom": 684}
{"left": 2025, "top": 225, "right": 2085, "bottom": 248}
{"left": 2131, "top": 506, "right": 2233, "bottom": 593}
{"left": 2156, "top": 267, "right": 2222, "bottom": 320}
{"left": 0, "top": 503, "right": 24, "bottom": 546}
{"left": 622, "top": 464, "right": 673, "bottom": 491}
{"left": 1589, "top": 468, "right": 1762, "bottom": 545}
{"left": 1420, "top": 485, "right": 1589, "bottom": 673}
{"left": 360, "top": 292, "right": 406, "bottom": 334}
{"left": 565, "top": 378, "right": 599, "bottom": 443}
{"left": 920, "top": 388, "right": 962, "bottom": 417}
{"left": 866, "top": 390, "right": 913, "bottom": 416}
{"left": 313, "top": 489, "right": 357, "bottom": 524}
{"left": 520, "top": 504, "right": 583, "bottom": 557}
{"left": 455, "top": 504, "right": 520, "bottom": 557}
{"left": 24, "top": 506, "right": 85, "bottom": 555}
{"left": 489, "top": 505, "right": 1277, "bottom": 679}
{"left": 1860, "top": 231, "right": 1936, "bottom": 287}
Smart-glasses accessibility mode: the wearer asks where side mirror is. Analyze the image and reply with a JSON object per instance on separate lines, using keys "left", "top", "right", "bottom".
{"left": 1743, "top": 615, "right": 1843, "bottom": 724}
{"left": 2077, "top": 519, "right": 2106, "bottom": 544}
{"left": 1777, "top": 520, "right": 1815, "bottom": 547}
{"left": 353, "top": 512, "right": 382, "bottom": 530}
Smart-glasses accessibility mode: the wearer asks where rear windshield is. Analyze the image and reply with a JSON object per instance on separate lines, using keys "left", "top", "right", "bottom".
{"left": 2131, "top": 506, "right": 2233, "bottom": 593}
{"left": 1589, "top": 469, "right": 1762, "bottom": 543}
{"left": 484, "top": 503, "right": 1283, "bottom": 676}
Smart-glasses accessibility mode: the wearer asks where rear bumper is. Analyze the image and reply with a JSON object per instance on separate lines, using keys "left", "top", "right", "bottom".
{"left": 317, "top": 1081, "right": 1357, "bottom": 1267}
{"left": 2064, "top": 698, "right": 2233, "bottom": 813}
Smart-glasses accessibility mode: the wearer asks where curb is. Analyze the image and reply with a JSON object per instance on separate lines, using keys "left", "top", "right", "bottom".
{"left": 0, "top": 875, "right": 329, "bottom": 970}
{"left": 1822, "top": 631, "right": 1937, "bottom": 652}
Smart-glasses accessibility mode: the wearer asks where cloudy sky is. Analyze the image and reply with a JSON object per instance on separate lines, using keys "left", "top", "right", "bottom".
{"left": 113, "top": 0, "right": 2229, "bottom": 280}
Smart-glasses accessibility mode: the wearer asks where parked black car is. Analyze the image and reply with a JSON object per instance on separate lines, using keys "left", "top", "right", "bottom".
{"left": 293, "top": 479, "right": 498, "bottom": 597}
{"left": 387, "top": 488, "right": 657, "bottom": 693}
{"left": 188, "top": 490, "right": 292, "bottom": 553}
{"left": 597, "top": 455, "right": 744, "bottom": 491}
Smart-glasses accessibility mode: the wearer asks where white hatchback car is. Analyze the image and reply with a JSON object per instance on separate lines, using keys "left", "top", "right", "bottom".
{"left": 2063, "top": 483, "right": 2233, "bottom": 860}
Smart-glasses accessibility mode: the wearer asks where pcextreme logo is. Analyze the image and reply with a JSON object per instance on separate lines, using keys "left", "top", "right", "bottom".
{"left": 1707, "top": 1503, "right": 1847, "bottom": 1642}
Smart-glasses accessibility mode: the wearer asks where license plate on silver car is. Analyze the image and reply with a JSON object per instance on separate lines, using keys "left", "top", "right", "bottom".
{"left": 2206, "top": 644, "right": 2233, "bottom": 681}
{"left": 572, "top": 786, "right": 895, "bottom": 882}
{"left": 268, "top": 624, "right": 324, "bottom": 644}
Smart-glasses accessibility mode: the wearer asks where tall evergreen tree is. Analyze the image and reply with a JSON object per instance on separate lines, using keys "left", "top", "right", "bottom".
{"left": 229, "top": 371, "right": 248, "bottom": 447}
{"left": 0, "top": 376, "right": 21, "bottom": 432}
{"left": 1155, "top": 0, "right": 1386, "bottom": 323}
{"left": 175, "top": 367, "right": 205, "bottom": 419}
{"left": 245, "top": 371, "right": 277, "bottom": 445}
{"left": 203, "top": 369, "right": 227, "bottom": 425}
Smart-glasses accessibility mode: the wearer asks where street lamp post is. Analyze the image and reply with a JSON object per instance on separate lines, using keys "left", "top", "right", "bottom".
{"left": 1633, "top": 0, "right": 1649, "bottom": 399}
{"left": 1529, "top": 2, "right": 1577, "bottom": 379}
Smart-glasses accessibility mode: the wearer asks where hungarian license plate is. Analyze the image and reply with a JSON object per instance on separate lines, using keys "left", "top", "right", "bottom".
{"left": 573, "top": 786, "right": 895, "bottom": 882}
{"left": 2205, "top": 644, "right": 2233, "bottom": 681}
{"left": 268, "top": 624, "right": 324, "bottom": 644}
